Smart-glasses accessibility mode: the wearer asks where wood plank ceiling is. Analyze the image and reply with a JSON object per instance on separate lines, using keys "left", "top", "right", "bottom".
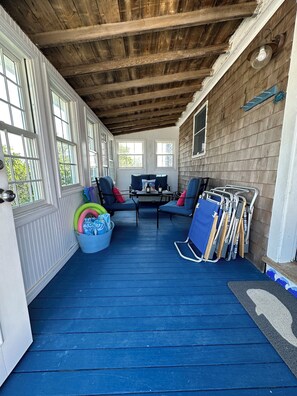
{"left": 0, "top": 0, "right": 257, "bottom": 135}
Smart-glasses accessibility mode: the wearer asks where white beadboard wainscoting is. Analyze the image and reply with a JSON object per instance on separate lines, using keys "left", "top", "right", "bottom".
{"left": 16, "top": 192, "right": 83, "bottom": 304}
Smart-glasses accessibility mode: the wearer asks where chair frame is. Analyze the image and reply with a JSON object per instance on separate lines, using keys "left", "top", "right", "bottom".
{"left": 95, "top": 177, "right": 139, "bottom": 225}
{"left": 157, "top": 177, "right": 208, "bottom": 228}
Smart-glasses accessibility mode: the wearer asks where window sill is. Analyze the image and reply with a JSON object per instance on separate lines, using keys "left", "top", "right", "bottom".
{"left": 14, "top": 201, "right": 58, "bottom": 228}
{"left": 61, "top": 184, "right": 83, "bottom": 197}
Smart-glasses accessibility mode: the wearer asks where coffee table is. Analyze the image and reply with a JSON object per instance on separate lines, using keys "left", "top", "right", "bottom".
{"left": 131, "top": 190, "right": 173, "bottom": 205}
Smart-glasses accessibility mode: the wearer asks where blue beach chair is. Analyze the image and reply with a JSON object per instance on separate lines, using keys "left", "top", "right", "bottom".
{"left": 174, "top": 197, "right": 221, "bottom": 262}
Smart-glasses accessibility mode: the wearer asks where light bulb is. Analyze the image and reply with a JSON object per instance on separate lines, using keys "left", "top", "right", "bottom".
{"left": 256, "top": 46, "right": 267, "bottom": 62}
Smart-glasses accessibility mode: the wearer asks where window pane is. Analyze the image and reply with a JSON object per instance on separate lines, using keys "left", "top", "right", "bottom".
{"left": 71, "top": 165, "right": 79, "bottom": 184}
{"left": 12, "top": 158, "right": 27, "bottom": 181}
{"left": 118, "top": 143, "right": 126, "bottom": 154}
{"left": 0, "top": 130, "right": 7, "bottom": 149}
{"left": 157, "top": 155, "right": 173, "bottom": 167}
{"left": 134, "top": 155, "right": 142, "bottom": 167}
{"left": 11, "top": 107, "right": 25, "bottom": 129}
{"left": 60, "top": 98, "right": 68, "bottom": 122}
{"left": 31, "top": 181, "right": 43, "bottom": 202}
{"left": 0, "top": 75, "right": 8, "bottom": 101}
{"left": 195, "top": 107, "right": 206, "bottom": 133}
{"left": 54, "top": 117, "right": 63, "bottom": 138}
{"left": 62, "top": 120, "right": 71, "bottom": 141}
{"left": 16, "top": 183, "right": 31, "bottom": 205}
{"left": 8, "top": 133, "right": 24, "bottom": 156}
{"left": 0, "top": 100, "right": 11, "bottom": 124}
{"left": 28, "top": 159, "right": 42, "bottom": 180}
{"left": 24, "top": 137, "right": 38, "bottom": 158}
{"left": 7, "top": 80, "right": 22, "bottom": 108}
{"left": 52, "top": 92, "right": 61, "bottom": 117}
{"left": 5, "top": 157, "right": 12, "bottom": 181}
{"left": 134, "top": 142, "right": 143, "bottom": 154}
{"left": 4, "top": 55, "right": 18, "bottom": 83}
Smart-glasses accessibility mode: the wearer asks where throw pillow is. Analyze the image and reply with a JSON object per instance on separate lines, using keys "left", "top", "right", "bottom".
{"left": 112, "top": 187, "right": 125, "bottom": 203}
{"left": 142, "top": 179, "right": 156, "bottom": 191}
{"left": 177, "top": 190, "right": 187, "bottom": 206}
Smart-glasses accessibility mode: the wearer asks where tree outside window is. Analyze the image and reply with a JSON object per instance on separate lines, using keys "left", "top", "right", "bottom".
{"left": 118, "top": 142, "right": 143, "bottom": 168}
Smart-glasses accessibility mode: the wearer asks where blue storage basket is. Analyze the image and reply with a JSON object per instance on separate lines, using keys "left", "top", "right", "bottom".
{"left": 76, "top": 221, "right": 114, "bottom": 253}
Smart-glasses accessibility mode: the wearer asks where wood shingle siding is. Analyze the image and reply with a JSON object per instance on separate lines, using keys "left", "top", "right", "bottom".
{"left": 178, "top": 1, "right": 296, "bottom": 269}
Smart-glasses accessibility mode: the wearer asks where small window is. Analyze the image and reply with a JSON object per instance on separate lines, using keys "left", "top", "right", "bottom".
{"left": 156, "top": 141, "right": 174, "bottom": 168}
{"left": 118, "top": 141, "right": 143, "bottom": 168}
{"left": 51, "top": 90, "right": 79, "bottom": 187}
{"left": 87, "top": 119, "right": 99, "bottom": 181}
{"left": 193, "top": 102, "right": 207, "bottom": 157}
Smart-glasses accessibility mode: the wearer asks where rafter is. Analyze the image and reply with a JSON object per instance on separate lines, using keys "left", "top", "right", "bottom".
{"left": 88, "top": 84, "right": 201, "bottom": 107}
{"left": 96, "top": 98, "right": 189, "bottom": 117}
{"left": 60, "top": 44, "right": 227, "bottom": 77}
{"left": 110, "top": 121, "right": 176, "bottom": 135}
{"left": 102, "top": 108, "right": 184, "bottom": 125}
{"left": 76, "top": 69, "right": 212, "bottom": 96}
{"left": 30, "top": 2, "right": 257, "bottom": 48}
{"left": 105, "top": 115, "right": 178, "bottom": 130}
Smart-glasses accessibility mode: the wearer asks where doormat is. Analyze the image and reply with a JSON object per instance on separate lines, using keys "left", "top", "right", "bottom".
{"left": 228, "top": 281, "right": 297, "bottom": 378}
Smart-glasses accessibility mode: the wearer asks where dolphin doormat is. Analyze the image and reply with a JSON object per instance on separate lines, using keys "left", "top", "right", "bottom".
{"left": 228, "top": 281, "right": 297, "bottom": 378}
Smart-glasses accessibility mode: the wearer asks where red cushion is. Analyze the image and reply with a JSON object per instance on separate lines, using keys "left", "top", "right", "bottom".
{"left": 177, "top": 190, "right": 187, "bottom": 206}
{"left": 112, "top": 187, "right": 125, "bottom": 203}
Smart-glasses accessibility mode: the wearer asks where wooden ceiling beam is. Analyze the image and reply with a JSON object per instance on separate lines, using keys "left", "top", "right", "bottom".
{"left": 76, "top": 69, "right": 212, "bottom": 96}
{"left": 89, "top": 84, "right": 201, "bottom": 108}
{"left": 105, "top": 115, "right": 178, "bottom": 129}
{"left": 102, "top": 108, "right": 184, "bottom": 125}
{"left": 96, "top": 98, "right": 189, "bottom": 117}
{"left": 30, "top": 2, "right": 257, "bottom": 48}
{"left": 60, "top": 44, "right": 227, "bottom": 77}
{"left": 110, "top": 121, "right": 176, "bottom": 135}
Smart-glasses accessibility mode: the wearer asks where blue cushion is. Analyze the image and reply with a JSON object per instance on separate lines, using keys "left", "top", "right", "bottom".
{"left": 110, "top": 198, "right": 139, "bottom": 211}
{"left": 99, "top": 176, "right": 115, "bottom": 206}
{"left": 156, "top": 175, "right": 167, "bottom": 190}
{"left": 159, "top": 200, "right": 192, "bottom": 216}
{"left": 185, "top": 178, "right": 201, "bottom": 210}
{"left": 131, "top": 174, "right": 150, "bottom": 190}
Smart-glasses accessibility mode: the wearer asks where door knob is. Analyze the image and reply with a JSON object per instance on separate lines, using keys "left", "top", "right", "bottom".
{"left": 0, "top": 188, "right": 16, "bottom": 203}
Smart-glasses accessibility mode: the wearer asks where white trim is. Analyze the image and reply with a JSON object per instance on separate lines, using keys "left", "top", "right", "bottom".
{"left": 26, "top": 242, "right": 79, "bottom": 304}
{"left": 267, "top": 8, "right": 297, "bottom": 263}
{"left": 176, "top": 0, "right": 286, "bottom": 127}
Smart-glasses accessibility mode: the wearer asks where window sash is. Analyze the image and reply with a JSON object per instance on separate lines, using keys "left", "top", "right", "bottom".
{"left": 193, "top": 104, "right": 207, "bottom": 157}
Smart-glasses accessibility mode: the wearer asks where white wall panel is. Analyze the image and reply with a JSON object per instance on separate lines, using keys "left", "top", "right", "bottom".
{"left": 16, "top": 192, "right": 82, "bottom": 303}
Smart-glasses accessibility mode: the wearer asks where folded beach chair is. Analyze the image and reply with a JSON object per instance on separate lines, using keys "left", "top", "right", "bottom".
{"left": 174, "top": 196, "right": 221, "bottom": 263}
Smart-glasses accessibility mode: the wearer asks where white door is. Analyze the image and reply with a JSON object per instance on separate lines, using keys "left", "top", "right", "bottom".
{"left": 0, "top": 150, "right": 32, "bottom": 386}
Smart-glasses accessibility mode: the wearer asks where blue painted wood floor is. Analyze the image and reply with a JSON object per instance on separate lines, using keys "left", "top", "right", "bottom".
{"left": 2, "top": 207, "right": 297, "bottom": 395}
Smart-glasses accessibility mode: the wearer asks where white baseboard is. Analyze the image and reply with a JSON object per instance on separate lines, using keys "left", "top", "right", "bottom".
{"left": 26, "top": 243, "right": 79, "bottom": 304}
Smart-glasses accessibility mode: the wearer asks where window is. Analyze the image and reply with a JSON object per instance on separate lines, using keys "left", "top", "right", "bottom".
{"left": 51, "top": 90, "right": 79, "bottom": 187}
{"left": 101, "top": 132, "right": 109, "bottom": 176}
{"left": 0, "top": 48, "right": 44, "bottom": 208}
{"left": 108, "top": 139, "right": 115, "bottom": 180}
{"left": 87, "top": 119, "right": 99, "bottom": 181}
{"left": 193, "top": 102, "right": 207, "bottom": 157}
{"left": 156, "top": 141, "right": 174, "bottom": 168}
{"left": 118, "top": 141, "right": 143, "bottom": 168}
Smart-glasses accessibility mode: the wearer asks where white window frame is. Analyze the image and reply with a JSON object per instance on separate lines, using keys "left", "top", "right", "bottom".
{"left": 0, "top": 44, "right": 56, "bottom": 226}
{"left": 192, "top": 101, "right": 208, "bottom": 158}
{"left": 117, "top": 140, "right": 145, "bottom": 169}
{"left": 108, "top": 137, "right": 115, "bottom": 180}
{"left": 86, "top": 112, "right": 100, "bottom": 183}
{"left": 45, "top": 69, "right": 83, "bottom": 197}
{"left": 155, "top": 140, "right": 175, "bottom": 169}
{"left": 100, "top": 130, "right": 109, "bottom": 176}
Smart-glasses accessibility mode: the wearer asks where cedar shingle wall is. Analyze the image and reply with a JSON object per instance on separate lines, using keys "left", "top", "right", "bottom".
{"left": 178, "top": 1, "right": 296, "bottom": 269}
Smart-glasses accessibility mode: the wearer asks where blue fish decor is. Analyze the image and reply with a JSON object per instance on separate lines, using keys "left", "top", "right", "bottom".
{"left": 242, "top": 85, "right": 278, "bottom": 111}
